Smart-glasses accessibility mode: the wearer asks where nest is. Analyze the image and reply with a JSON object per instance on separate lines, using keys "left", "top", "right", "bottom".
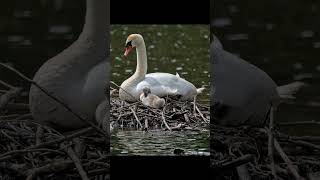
{"left": 210, "top": 123, "right": 320, "bottom": 179}
{"left": 0, "top": 64, "right": 110, "bottom": 180}
{"left": 110, "top": 88, "right": 210, "bottom": 131}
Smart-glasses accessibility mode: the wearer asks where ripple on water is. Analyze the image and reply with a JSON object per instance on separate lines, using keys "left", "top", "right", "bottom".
{"left": 111, "top": 130, "right": 209, "bottom": 156}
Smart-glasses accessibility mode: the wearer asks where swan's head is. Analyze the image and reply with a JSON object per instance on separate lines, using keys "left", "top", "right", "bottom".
{"left": 124, "top": 34, "right": 144, "bottom": 57}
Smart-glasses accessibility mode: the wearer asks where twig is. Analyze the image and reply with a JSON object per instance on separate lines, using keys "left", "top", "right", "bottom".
{"left": 288, "top": 139, "right": 320, "bottom": 151}
{"left": 277, "top": 133, "right": 320, "bottom": 143}
{"left": 211, "top": 154, "right": 254, "bottom": 170}
{"left": 130, "top": 107, "right": 142, "bottom": 129}
{"left": 268, "top": 106, "right": 277, "bottom": 179}
{"left": 144, "top": 119, "right": 148, "bottom": 131}
{"left": 0, "top": 62, "right": 107, "bottom": 139}
{"left": 13, "top": 113, "right": 33, "bottom": 120}
{"left": 0, "top": 87, "right": 22, "bottom": 109}
{"left": 0, "top": 148, "right": 65, "bottom": 161}
{"left": 274, "top": 139, "right": 304, "bottom": 180}
{"left": 25, "top": 160, "right": 74, "bottom": 179}
{"left": 0, "top": 79, "right": 16, "bottom": 89}
{"left": 66, "top": 147, "right": 89, "bottom": 180}
{"left": 161, "top": 106, "right": 171, "bottom": 131}
{"left": 184, "top": 114, "right": 190, "bottom": 123}
{"left": 88, "top": 168, "right": 109, "bottom": 176}
{"left": 278, "top": 121, "right": 320, "bottom": 126}
{"left": 36, "top": 127, "right": 43, "bottom": 145}
{"left": 0, "top": 127, "right": 93, "bottom": 161}
{"left": 6, "top": 103, "right": 30, "bottom": 111}
{"left": 195, "top": 104, "right": 209, "bottom": 123}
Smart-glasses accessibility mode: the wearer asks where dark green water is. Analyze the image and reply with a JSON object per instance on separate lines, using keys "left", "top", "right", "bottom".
{"left": 111, "top": 130, "right": 209, "bottom": 156}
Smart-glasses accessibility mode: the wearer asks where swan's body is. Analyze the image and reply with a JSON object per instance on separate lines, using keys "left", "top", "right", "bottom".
{"left": 212, "top": 35, "right": 304, "bottom": 126}
{"left": 119, "top": 34, "right": 204, "bottom": 102}
{"left": 140, "top": 87, "right": 165, "bottom": 108}
{"left": 29, "top": 0, "right": 109, "bottom": 130}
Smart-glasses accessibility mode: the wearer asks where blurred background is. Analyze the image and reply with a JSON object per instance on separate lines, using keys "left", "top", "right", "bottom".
{"left": 0, "top": 0, "right": 85, "bottom": 87}
{"left": 211, "top": 0, "right": 320, "bottom": 135}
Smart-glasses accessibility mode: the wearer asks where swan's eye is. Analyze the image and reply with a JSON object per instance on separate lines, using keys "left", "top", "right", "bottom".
{"left": 125, "top": 41, "right": 132, "bottom": 47}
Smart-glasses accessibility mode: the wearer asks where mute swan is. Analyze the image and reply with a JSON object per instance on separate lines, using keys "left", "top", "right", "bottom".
{"left": 140, "top": 87, "right": 165, "bottom": 108}
{"left": 212, "top": 34, "right": 305, "bottom": 126}
{"left": 119, "top": 34, "right": 205, "bottom": 102}
{"left": 29, "top": 0, "right": 109, "bottom": 131}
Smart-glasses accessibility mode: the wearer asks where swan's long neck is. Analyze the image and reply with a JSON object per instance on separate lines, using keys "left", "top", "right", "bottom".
{"left": 76, "top": 0, "right": 109, "bottom": 66}
{"left": 134, "top": 41, "right": 147, "bottom": 78}
{"left": 81, "top": 0, "right": 108, "bottom": 40}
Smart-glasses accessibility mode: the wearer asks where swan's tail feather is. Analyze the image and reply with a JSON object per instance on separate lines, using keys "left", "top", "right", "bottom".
{"left": 196, "top": 87, "right": 205, "bottom": 95}
{"left": 277, "top": 81, "right": 306, "bottom": 99}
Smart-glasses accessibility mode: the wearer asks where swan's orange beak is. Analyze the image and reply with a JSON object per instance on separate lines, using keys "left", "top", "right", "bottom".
{"left": 124, "top": 46, "right": 133, "bottom": 57}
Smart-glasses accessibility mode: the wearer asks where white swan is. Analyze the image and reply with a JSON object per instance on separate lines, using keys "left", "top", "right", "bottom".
{"left": 29, "top": 0, "right": 109, "bottom": 131}
{"left": 119, "top": 34, "right": 204, "bottom": 102}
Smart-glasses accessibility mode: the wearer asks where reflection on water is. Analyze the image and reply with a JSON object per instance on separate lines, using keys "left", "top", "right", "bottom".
{"left": 111, "top": 130, "right": 210, "bottom": 156}
{"left": 212, "top": 0, "right": 320, "bottom": 135}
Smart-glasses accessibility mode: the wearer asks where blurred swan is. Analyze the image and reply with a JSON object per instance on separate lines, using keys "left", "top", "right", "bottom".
{"left": 212, "top": 34, "right": 305, "bottom": 126}
{"left": 29, "top": 0, "right": 109, "bottom": 131}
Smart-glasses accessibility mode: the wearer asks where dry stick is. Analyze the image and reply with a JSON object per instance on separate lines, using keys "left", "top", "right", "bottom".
{"left": 13, "top": 113, "right": 33, "bottom": 120}
{"left": 193, "top": 95, "right": 196, "bottom": 113}
{"left": 195, "top": 104, "right": 209, "bottom": 123}
{"left": 184, "top": 114, "right": 190, "bottom": 123}
{"left": 36, "top": 127, "right": 43, "bottom": 145}
{"left": 0, "top": 127, "right": 93, "bottom": 161}
{"left": 25, "top": 160, "right": 74, "bottom": 179}
{"left": 0, "top": 87, "right": 22, "bottom": 109}
{"left": 288, "top": 139, "right": 320, "bottom": 151}
{"left": 0, "top": 63, "right": 107, "bottom": 138}
{"left": 277, "top": 133, "right": 320, "bottom": 143}
{"left": 88, "top": 168, "right": 109, "bottom": 176}
{"left": 0, "top": 130, "right": 22, "bottom": 145}
{"left": 144, "top": 119, "right": 148, "bottom": 131}
{"left": 0, "top": 162, "right": 27, "bottom": 176}
{"left": 6, "top": 103, "right": 30, "bottom": 111}
{"left": 0, "top": 114, "right": 20, "bottom": 119}
{"left": 161, "top": 106, "right": 171, "bottom": 131}
{"left": 0, "top": 79, "right": 16, "bottom": 89}
{"left": 278, "top": 121, "right": 320, "bottom": 126}
{"left": 0, "top": 148, "right": 65, "bottom": 161}
{"left": 212, "top": 154, "right": 254, "bottom": 170}
{"left": 0, "top": 119, "right": 63, "bottom": 136}
{"left": 66, "top": 147, "right": 89, "bottom": 180}
{"left": 267, "top": 106, "right": 277, "bottom": 179}
{"left": 130, "top": 107, "right": 142, "bottom": 129}
{"left": 274, "top": 139, "right": 304, "bottom": 180}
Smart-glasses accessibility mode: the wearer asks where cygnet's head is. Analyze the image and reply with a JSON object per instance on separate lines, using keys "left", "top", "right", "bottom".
{"left": 124, "top": 34, "right": 144, "bottom": 57}
{"left": 142, "top": 87, "right": 151, "bottom": 97}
